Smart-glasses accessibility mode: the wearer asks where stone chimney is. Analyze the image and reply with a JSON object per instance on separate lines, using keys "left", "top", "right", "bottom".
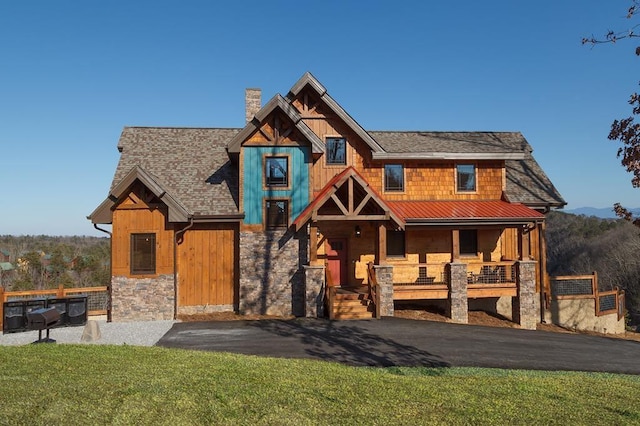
{"left": 245, "top": 88, "right": 261, "bottom": 123}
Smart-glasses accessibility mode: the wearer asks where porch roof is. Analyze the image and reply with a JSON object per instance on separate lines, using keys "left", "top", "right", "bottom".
{"left": 388, "top": 200, "right": 544, "bottom": 225}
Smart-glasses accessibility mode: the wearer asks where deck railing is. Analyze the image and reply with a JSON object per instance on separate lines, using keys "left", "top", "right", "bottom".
{"left": 550, "top": 273, "right": 625, "bottom": 319}
{"left": 366, "top": 262, "right": 381, "bottom": 319}
{"left": 466, "top": 261, "right": 516, "bottom": 284}
{"left": 0, "top": 285, "right": 110, "bottom": 329}
{"left": 391, "top": 263, "right": 448, "bottom": 286}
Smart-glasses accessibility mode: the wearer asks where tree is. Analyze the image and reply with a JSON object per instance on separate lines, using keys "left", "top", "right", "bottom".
{"left": 583, "top": 1, "right": 640, "bottom": 225}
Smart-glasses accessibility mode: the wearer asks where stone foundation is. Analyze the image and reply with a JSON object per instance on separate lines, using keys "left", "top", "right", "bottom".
{"left": 239, "top": 229, "right": 307, "bottom": 316}
{"left": 111, "top": 275, "right": 174, "bottom": 321}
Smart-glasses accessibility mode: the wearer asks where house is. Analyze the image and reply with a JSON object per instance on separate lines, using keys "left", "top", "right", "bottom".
{"left": 89, "top": 72, "right": 565, "bottom": 328}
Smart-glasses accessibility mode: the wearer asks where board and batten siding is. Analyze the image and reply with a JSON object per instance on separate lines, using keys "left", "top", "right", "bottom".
{"left": 242, "top": 146, "right": 311, "bottom": 225}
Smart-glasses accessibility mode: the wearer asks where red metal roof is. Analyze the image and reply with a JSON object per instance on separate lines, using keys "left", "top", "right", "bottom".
{"left": 388, "top": 200, "right": 544, "bottom": 223}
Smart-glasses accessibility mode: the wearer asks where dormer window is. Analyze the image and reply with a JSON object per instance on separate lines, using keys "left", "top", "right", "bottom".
{"left": 326, "top": 137, "right": 346, "bottom": 165}
{"left": 265, "top": 156, "right": 288, "bottom": 187}
{"left": 456, "top": 164, "right": 476, "bottom": 192}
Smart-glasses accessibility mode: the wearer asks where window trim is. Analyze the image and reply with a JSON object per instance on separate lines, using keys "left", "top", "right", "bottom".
{"left": 386, "top": 230, "right": 406, "bottom": 258}
{"left": 384, "top": 164, "right": 405, "bottom": 193}
{"left": 325, "top": 136, "right": 347, "bottom": 166}
{"left": 263, "top": 155, "right": 290, "bottom": 189}
{"left": 130, "top": 233, "right": 156, "bottom": 275}
{"left": 455, "top": 163, "right": 477, "bottom": 193}
{"left": 264, "top": 198, "right": 289, "bottom": 229}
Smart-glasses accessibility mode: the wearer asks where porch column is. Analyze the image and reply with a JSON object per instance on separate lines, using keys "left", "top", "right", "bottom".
{"left": 451, "top": 229, "right": 460, "bottom": 261}
{"left": 377, "top": 223, "right": 387, "bottom": 265}
{"left": 515, "top": 260, "right": 537, "bottom": 330}
{"left": 303, "top": 265, "right": 325, "bottom": 318}
{"left": 373, "top": 264, "right": 394, "bottom": 316}
{"left": 518, "top": 226, "right": 531, "bottom": 260}
{"left": 448, "top": 262, "right": 468, "bottom": 323}
{"left": 309, "top": 223, "right": 320, "bottom": 266}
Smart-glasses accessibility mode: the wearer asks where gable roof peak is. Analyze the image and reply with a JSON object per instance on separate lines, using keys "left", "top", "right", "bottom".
{"left": 288, "top": 71, "right": 327, "bottom": 97}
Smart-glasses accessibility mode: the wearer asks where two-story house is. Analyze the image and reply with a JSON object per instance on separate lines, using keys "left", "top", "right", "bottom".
{"left": 89, "top": 72, "right": 565, "bottom": 328}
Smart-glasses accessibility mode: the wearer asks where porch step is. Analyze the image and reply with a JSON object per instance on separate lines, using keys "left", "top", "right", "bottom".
{"left": 330, "top": 288, "right": 374, "bottom": 320}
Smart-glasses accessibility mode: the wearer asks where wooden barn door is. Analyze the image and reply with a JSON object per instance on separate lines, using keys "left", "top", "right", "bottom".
{"left": 177, "top": 224, "right": 236, "bottom": 308}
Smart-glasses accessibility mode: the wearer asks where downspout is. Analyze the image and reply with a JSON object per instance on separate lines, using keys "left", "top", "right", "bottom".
{"left": 93, "top": 224, "right": 113, "bottom": 323}
{"left": 173, "top": 217, "right": 194, "bottom": 320}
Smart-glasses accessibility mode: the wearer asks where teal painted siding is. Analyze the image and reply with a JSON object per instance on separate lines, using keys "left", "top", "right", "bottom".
{"left": 243, "top": 147, "right": 310, "bottom": 225}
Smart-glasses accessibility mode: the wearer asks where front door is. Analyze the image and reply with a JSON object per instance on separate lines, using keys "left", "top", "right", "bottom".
{"left": 326, "top": 238, "right": 347, "bottom": 286}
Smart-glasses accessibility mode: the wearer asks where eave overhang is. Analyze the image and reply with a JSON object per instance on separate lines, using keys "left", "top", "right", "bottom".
{"left": 371, "top": 152, "right": 526, "bottom": 161}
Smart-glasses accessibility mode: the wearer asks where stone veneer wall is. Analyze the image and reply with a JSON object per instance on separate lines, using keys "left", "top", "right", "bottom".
{"left": 515, "top": 261, "right": 537, "bottom": 330}
{"left": 374, "top": 265, "right": 394, "bottom": 317}
{"left": 111, "top": 275, "right": 174, "bottom": 321}
{"left": 303, "top": 265, "right": 325, "bottom": 317}
{"left": 448, "top": 262, "right": 468, "bottom": 323}
{"left": 239, "top": 230, "right": 307, "bottom": 316}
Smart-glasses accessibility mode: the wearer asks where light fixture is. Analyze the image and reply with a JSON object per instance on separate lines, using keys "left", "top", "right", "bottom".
{"left": 355, "top": 225, "right": 361, "bottom": 238}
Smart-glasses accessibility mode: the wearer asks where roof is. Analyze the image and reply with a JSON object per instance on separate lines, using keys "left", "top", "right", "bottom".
{"left": 0, "top": 262, "right": 14, "bottom": 271}
{"left": 90, "top": 127, "right": 243, "bottom": 224}
{"left": 388, "top": 200, "right": 545, "bottom": 225}
{"left": 370, "top": 131, "right": 565, "bottom": 207}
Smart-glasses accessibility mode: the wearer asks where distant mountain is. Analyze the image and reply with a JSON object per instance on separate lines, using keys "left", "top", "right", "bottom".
{"left": 564, "top": 207, "right": 640, "bottom": 219}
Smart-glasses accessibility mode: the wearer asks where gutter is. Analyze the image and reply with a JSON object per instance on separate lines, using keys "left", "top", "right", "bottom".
{"left": 173, "top": 217, "right": 195, "bottom": 320}
{"left": 93, "top": 224, "right": 113, "bottom": 323}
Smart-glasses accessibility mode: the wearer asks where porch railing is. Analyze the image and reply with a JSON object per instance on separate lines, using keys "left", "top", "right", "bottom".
{"left": 366, "top": 262, "right": 381, "bottom": 319}
{"left": 466, "top": 261, "right": 516, "bottom": 284}
{"left": 391, "top": 263, "right": 448, "bottom": 286}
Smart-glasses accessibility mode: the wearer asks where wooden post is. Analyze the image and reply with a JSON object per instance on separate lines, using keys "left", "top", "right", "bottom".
{"left": 309, "top": 223, "right": 318, "bottom": 265}
{"left": 0, "top": 286, "right": 4, "bottom": 330}
{"left": 451, "top": 229, "right": 460, "bottom": 261}
{"left": 378, "top": 223, "right": 387, "bottom": 265}
{"left": 57, "top": 284, "right": 65, "bottom": 298}
{"left": 518, "top": 226, "right": 531, "bottom": 260}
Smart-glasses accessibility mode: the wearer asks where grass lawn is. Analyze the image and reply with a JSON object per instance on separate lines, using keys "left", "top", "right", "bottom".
{"left": 1, "top": 345, "right": 639, "bottom": 425}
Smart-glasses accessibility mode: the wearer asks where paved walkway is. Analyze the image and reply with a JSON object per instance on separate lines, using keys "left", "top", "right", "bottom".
{"left": 156, "top": 317, "right": 640, "bottom": 374}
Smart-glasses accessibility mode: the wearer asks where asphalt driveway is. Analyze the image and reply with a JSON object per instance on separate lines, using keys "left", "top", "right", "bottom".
{"left": 156, "top": 317, "right": 640, "bottom": 374}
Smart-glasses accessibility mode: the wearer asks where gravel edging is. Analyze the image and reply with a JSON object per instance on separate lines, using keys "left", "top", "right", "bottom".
{"left": 0, "top": 320, "right": 176, "bottom": 347}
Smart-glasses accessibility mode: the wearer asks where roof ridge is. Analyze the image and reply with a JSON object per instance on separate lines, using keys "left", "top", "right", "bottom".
{"left": 123, "top": 126, "right": 242, "bottom": 130}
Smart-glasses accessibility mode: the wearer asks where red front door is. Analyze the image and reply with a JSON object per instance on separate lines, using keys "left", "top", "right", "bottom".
{"left": 326, "top": 238, "right": 347, "bottom": 286}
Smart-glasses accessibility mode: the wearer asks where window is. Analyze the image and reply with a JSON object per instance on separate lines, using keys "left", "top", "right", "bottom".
{"left": 265, "top": 156, "right": 288, "bottom": 187}
{"left": 456, "top": 164, "right": 476, "bottom": 192}
{"left": 387, "top": 230, "right": 405, "bottom": 257}
{"left": 326, "top": 137, "right": 346, "bottom": 165}
{"left": 460, "top": 230, "right": 478, "bottom": 256}
{"left": 384, "top": 164, "right": 404, "bottom": 192}
{"left": 130, "top": 233, "right": 156, "bottom": 275}
{"left": 265, "top": 200, "right": 289, "bottom": 228}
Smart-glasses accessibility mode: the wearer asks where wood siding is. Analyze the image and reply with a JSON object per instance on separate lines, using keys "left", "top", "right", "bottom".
{"left": 177, "top": 224, "right": 236, "bottom": 307}
{"left": 242, "top": 146, "right": 310, "bottom": 226}
{"left": 112, "top": 191, "right": 174, "bottom": 277}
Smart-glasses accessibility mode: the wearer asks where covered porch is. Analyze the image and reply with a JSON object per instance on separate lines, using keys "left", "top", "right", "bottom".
{"left": 296, "top": 168, "right": 545, "bottom": 329}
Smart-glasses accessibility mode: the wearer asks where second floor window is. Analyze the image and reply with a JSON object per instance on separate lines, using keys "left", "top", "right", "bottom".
{"left": 456, "top": 164, "right": 476, "bottom": 192}
{"left": 384, "top": 164, "right": 404, "bottom": 192}
{"left": 326, "top": 137, "right": 346, "bottom": 165}
{"left": 265, "top": 157, "right": 288, "bottom": 187}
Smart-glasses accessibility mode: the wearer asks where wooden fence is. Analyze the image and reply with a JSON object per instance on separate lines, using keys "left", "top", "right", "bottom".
{"left": 0, "top": 285, "right": 109, "bottom": 329}
{"left": 550, "top": 272, "right": 625, "bottom": 320}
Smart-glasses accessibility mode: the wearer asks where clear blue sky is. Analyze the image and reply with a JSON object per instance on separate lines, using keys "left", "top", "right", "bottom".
{"left": 1, "top": 1, "right": 638, "bottom": 236}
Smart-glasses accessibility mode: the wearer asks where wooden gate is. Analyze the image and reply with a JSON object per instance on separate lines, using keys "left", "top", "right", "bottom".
{"left": 177, "top": 224, "right": 237, "bottom": 308}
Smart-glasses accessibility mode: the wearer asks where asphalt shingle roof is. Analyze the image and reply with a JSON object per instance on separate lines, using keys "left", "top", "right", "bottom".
{"left": 113, "top": 127, "right": 241, "bottom": 216}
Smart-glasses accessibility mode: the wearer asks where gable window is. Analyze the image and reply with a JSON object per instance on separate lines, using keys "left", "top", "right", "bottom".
{"left": 130, "top": 233, "right": 156, "bottom": 275}
{"left": 265, "top": 156, "right": 288, "bottom": 187}
{"left": 460, "top": 230, "right": 478, "bottom": 256}
{"left": 387, "top": 230, "right": 406, "bottom": 257}
{"left": 384, "top": 164, "right": 404, "bottom": 192}
{"left": 265, "top": 200, "right": 289, "bottom": 228}
{"left": 456, "top": 164, "right": 476, "bottom": 192}
{"left": 326, "top": 137, "right": 346, "bottom": 165}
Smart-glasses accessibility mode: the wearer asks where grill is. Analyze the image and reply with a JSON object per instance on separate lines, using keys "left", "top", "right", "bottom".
{"left": 26, "top": 307, "right": 60, "bottom": 343}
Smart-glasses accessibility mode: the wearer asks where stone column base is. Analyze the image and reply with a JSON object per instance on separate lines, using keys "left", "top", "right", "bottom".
{"left": 448, "top": 262, "right": 468, "bottom": 324}
{"left": 304, "top": 265, "right": 325, "bottom": 318}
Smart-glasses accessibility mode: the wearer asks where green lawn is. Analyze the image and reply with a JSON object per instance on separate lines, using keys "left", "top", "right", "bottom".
{"left": 0, "top": 345, "right": 639, "bottom": 425}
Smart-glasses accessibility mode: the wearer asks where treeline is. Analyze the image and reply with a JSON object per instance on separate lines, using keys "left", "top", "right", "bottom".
{"left": 546, "top": 211, "right": 640, "bottom": 313}
{"left": 0, "top": 235, "right": 110, "bottom": 291}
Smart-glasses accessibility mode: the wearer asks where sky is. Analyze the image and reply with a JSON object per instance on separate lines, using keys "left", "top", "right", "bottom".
{"left": 1, "top": 1, "right": 639, "bottom": 236}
